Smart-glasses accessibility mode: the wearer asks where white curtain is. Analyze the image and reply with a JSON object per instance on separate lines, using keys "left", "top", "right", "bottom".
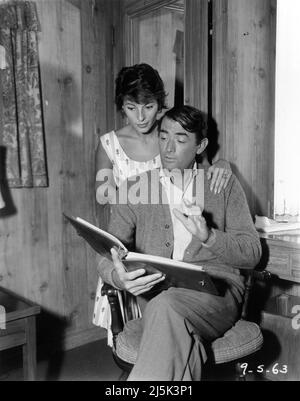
{"left": 274, "top": 0, "right": 300, "bottom": 219}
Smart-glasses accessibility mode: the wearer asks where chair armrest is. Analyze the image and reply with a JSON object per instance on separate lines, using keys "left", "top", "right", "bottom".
{"left": 101, "top": 283, "right": 124, "bottom": 346}
{"left": 241, "top": 269, "right": 274, "bottom": 320}
{"left": 101, "top": 282, "right": 120, "bottom": 297}
{"left": 252, "top": 269, "right": 273, "bottom": 281}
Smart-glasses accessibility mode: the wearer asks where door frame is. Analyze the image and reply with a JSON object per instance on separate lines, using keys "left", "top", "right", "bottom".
{"left": 124, "top": 0, "right": 184, "bottom": 65}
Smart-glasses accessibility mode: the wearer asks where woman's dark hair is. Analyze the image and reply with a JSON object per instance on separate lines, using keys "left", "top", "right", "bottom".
{"left": 162, "top": 105, "right": 207, "bottom": 144}
{"left": 115, "top": 63, "right": 167, "bottom": 111}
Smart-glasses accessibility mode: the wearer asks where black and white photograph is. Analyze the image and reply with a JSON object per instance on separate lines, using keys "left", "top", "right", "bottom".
{"left": 0, "top": 0, "right": 299, "bottom": 389}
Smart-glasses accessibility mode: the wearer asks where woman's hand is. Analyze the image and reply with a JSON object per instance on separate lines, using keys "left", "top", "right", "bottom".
{"left": 173, "top": 200, "right": 211, "bottom": 243}
{"left": 206, "top": 159, "right": 232, "bottom": 194}
{"left": 110, "top": 248, "right": 165, "bottom": 296}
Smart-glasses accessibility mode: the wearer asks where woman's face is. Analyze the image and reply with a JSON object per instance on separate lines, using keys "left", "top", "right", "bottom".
{"left": 122, "top": 99, "right": 159, "bottom": 134}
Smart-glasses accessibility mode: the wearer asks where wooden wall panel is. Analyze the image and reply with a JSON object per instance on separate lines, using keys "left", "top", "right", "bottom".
{"left": 212, "top": 0, "right": 276, "bottom": 216}
{"left": 184, "top": 0, "right": 208, "bottom": 112}
{"left": 36, "top": 0, "right": 70, "bottom": 321}
{"left": 112, "top": 0, "right": 125, "bottom": 129}
{"left": 36, "top": 0, "right": 89, "bottom": 338}
{"left": 0, "top": 0, "right": 116, "bottom": 351}
{"left": 60, "top": 0, "right": 89, "bottom": 332}
{"left": 80, "top": 0, "right": 115, "bottom": 328}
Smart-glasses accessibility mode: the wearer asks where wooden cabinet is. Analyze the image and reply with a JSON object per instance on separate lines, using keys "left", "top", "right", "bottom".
{"left": 260, "top": 309, "right": 300, "bottom": 381}
{"left": 0, "top": 287, "right": 41, "bottom": 380}
{"left": 261, "top": 231, "right": 300, "bottom": 283}
{"left": 258, "top": 231, "right": 300, "bottom": 381}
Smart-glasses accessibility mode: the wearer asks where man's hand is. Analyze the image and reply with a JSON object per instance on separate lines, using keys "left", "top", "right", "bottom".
{"left": 111, "top": 248, "right": 165, "bottom": 296}
{"left": 173, "top": 199, "right": 211, "bottom": 243}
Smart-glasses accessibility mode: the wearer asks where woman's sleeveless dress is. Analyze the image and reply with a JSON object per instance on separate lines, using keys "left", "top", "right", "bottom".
{"left": 93, "top": 131, "right": 161, "bottom": 346}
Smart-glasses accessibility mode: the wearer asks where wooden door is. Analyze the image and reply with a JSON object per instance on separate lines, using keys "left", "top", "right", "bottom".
{"left": 123, "top": 0, "right": 185, "bottom": 110}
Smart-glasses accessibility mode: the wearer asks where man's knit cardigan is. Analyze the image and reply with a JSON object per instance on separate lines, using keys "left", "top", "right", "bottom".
{"left": 97, "top": 168, "right": 262, "bottom": 304}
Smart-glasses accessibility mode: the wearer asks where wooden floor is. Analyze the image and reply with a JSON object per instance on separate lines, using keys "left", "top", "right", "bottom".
{"left": 0, "top": 339, "right": 267, "bottom": 381}
{"left": 0, "top": 339, "right": 122, "bottom": 381}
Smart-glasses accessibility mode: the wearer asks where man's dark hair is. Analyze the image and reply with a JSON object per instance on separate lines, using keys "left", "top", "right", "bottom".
{"left": 161, "top": 105, "right": 207, "bottom": 144}
{"left": 115, "top": 63, "right": 167, "bottom": 111}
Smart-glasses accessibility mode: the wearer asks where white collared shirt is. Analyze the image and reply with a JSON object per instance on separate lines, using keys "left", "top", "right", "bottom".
{"left": 159, "top": 163, "right": 203, "bottom": 260}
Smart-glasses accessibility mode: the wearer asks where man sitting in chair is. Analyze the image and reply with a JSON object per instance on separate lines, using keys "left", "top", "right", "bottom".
{"left": 98, "top": 105, "right": 262, "bottom": 381}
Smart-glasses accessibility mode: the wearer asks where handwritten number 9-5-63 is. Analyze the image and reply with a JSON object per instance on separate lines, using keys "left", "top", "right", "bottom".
{"left": 240, "top": 363, "right": 288, "bottom": 376}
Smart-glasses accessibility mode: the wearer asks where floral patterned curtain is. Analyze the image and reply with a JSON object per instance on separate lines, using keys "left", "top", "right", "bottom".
{"left": 0, "top": 1, "right": 48, "bottom": 187}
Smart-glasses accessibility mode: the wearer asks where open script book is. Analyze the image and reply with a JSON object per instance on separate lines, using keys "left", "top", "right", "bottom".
{"left": 64, "top": 214, "right": 219, "bottom": 295}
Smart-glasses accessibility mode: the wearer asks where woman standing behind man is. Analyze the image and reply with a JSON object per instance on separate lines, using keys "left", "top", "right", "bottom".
{"left": 93, "top": 63, "right": 232, "bottom": 343}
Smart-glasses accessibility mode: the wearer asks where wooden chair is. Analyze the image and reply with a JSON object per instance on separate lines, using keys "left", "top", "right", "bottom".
{"left": 102, "top": 269, "right": 272, "bottom": 381}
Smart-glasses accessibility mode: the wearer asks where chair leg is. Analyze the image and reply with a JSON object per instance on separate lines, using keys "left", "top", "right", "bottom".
{"left": 235, "top": 362, "right": 246, "bottom": 381}
{"left": 118, "top": 370, "right": 129, "bottom": 381}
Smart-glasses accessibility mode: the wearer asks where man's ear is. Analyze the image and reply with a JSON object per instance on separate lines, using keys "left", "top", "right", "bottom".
{"left": 196, "top": 138, "right": 208, "bottom": 155}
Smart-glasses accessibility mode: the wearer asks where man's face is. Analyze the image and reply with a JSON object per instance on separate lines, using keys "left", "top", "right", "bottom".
{"left": 159, "top": 117, "right": 207, "bottom": 171}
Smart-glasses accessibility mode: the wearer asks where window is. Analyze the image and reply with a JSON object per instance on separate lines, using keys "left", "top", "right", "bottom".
{"left": 274, "top": 0, "right": 300, "bottom": 221}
